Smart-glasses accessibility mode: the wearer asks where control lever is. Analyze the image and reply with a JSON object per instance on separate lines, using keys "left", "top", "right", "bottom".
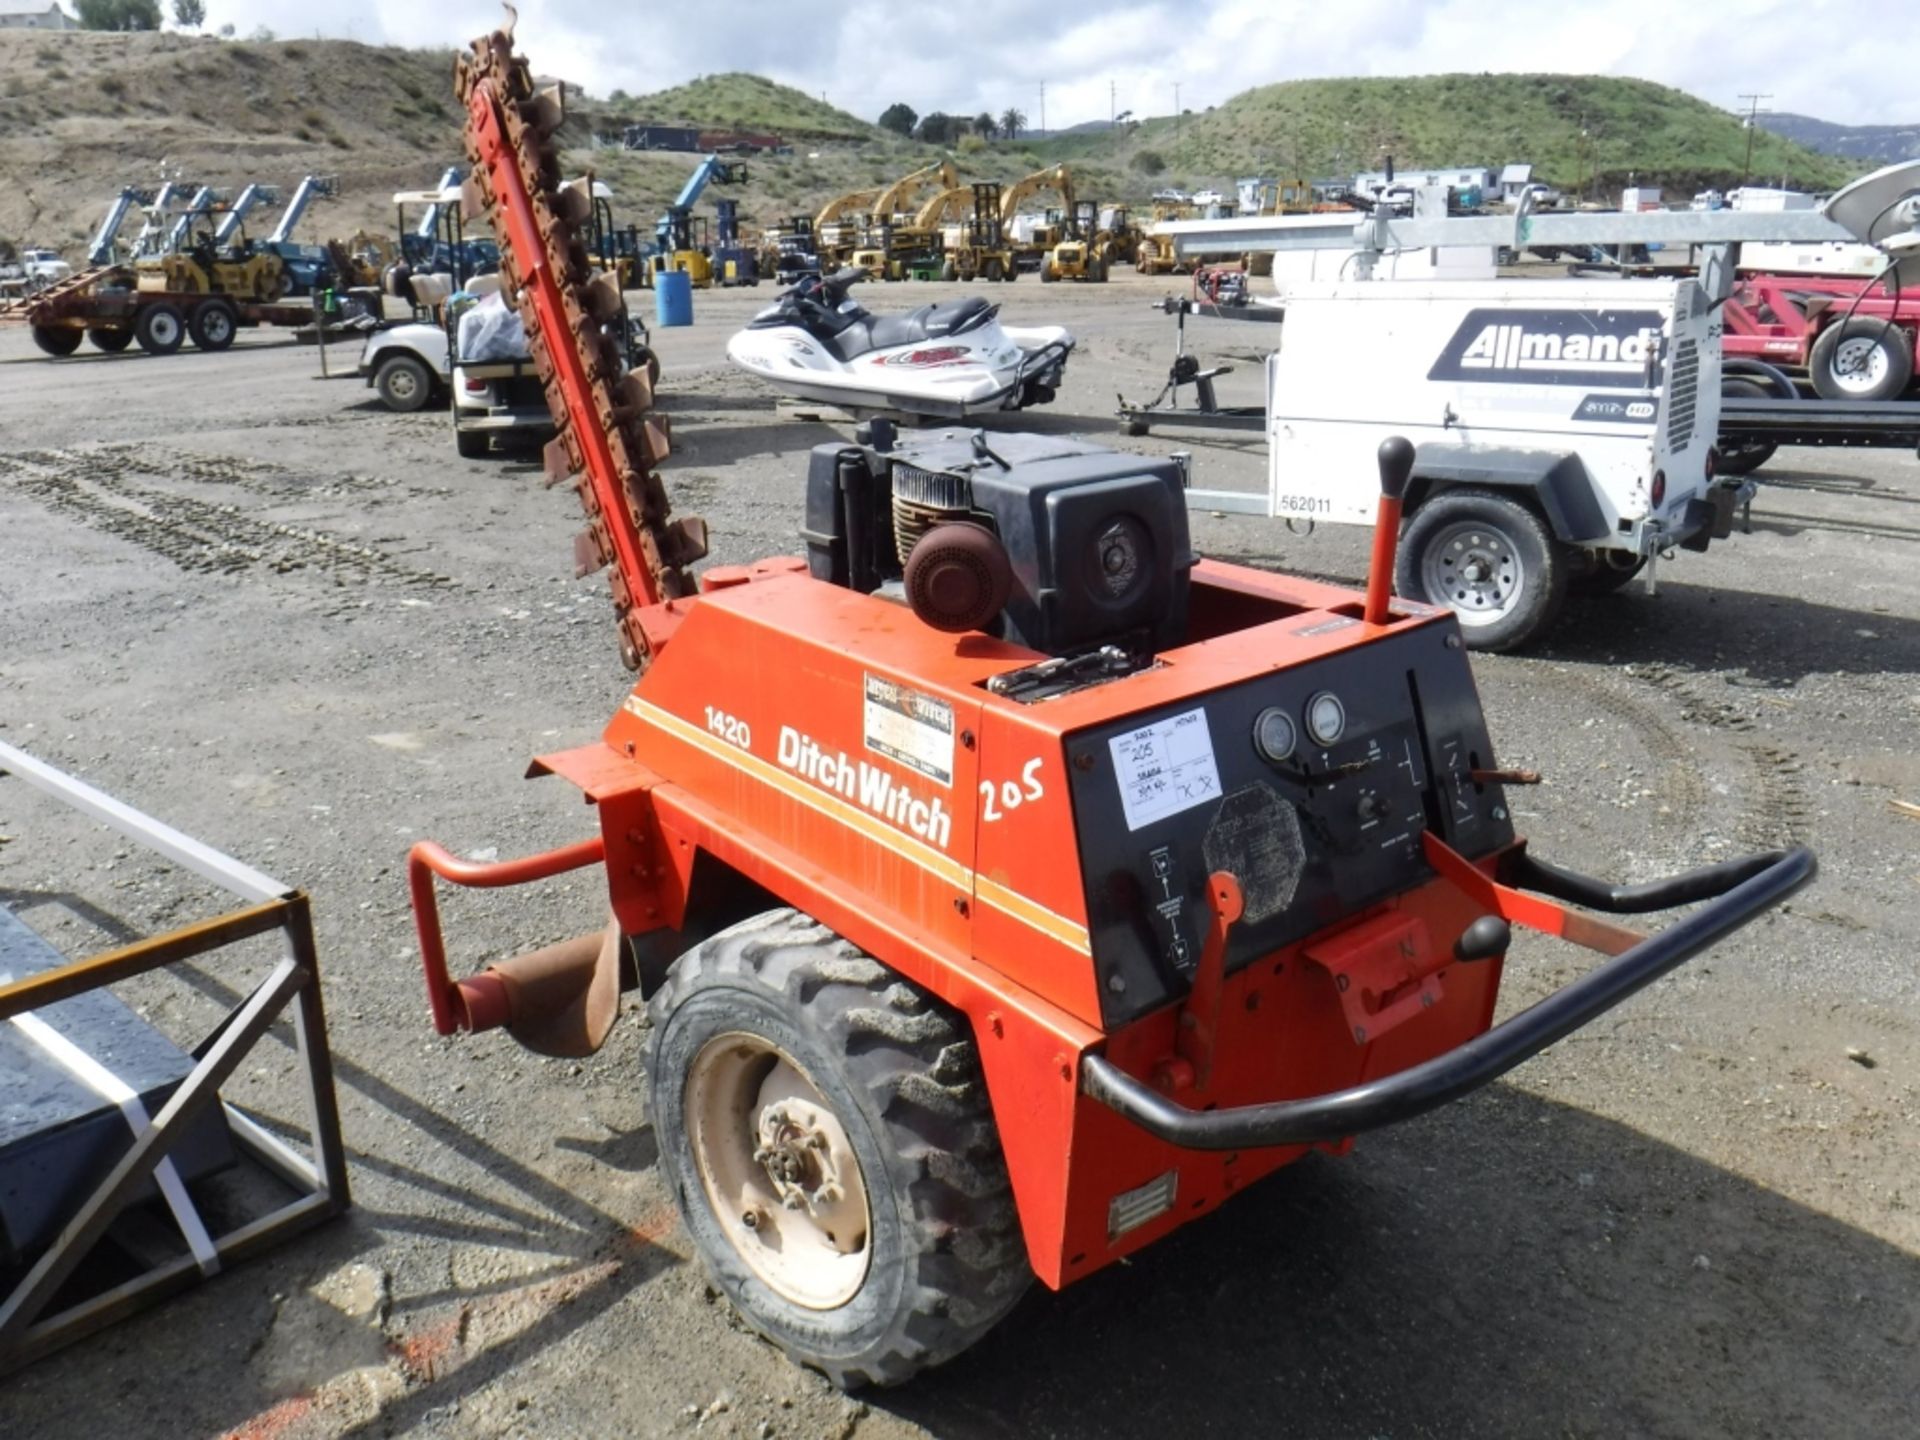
{"left": 1366, "top": 437, "right": 1415, "bottom": 627}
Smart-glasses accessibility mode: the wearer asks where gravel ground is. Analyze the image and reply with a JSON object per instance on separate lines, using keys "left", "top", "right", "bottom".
{"left": 1, "top": 272, "right": 1916, "bottom": 1439}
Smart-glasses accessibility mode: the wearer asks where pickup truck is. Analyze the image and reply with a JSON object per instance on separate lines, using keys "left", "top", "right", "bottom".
{"left": 0, "top": 247, "right": 74, "bottom": 295}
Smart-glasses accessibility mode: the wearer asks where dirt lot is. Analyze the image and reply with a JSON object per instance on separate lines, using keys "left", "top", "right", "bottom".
{"left": 1, "top": 271, "right": 1917, "bottom": 1439}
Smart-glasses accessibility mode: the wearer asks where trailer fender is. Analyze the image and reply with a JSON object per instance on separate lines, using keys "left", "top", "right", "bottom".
{"left": 1408, "top": 446, "right": 1611, "bottom": 544}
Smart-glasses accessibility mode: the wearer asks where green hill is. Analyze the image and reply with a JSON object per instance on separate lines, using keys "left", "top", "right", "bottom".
{"left": 1038, "top": 73, "right": 1859, "bottom": 195}
{"left": 612, "top": 73, "right": 878, "bottom": 143}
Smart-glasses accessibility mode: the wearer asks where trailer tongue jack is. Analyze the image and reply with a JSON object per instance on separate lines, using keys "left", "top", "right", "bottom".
{"left": 406, "top": 15, "right": 1815, "bottom": 1388}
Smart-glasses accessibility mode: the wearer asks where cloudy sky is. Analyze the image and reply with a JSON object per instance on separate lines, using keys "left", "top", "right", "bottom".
{"left": 176, "top": 0, "right": 1919, "bottom": 129}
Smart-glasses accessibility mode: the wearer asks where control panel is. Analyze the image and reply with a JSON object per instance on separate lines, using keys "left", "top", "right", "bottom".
{"left": 1064, "top": 623, "right": 1513, "bottom": 1028}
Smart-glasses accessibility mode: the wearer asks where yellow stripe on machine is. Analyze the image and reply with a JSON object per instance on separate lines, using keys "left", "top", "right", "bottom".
{"left": 623, "top": 696, "right": 1091, "bottom": 956}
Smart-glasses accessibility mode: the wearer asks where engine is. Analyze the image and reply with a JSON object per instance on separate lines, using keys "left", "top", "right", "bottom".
{"left": 803, "top": 423, "right": 1196, "bottom": 658}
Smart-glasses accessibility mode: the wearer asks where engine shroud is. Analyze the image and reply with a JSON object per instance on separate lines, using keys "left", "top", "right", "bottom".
{"left": 804, "top": 429, "right": 1194, "bottom": 657}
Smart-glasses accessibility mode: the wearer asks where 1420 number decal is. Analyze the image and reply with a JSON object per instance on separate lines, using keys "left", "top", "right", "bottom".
{"left": 705, "top": 707, "right": 751, "bottom": 749}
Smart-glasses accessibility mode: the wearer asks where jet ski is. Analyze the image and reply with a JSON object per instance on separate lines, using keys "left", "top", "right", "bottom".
{"left": 726, "top": 267, "right": 1074, "bottom": 419}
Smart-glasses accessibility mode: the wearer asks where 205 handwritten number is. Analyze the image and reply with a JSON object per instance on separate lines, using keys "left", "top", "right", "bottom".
{"left": 979, "top": 758, "right": 1045, "bottom": 822}
{"left": 705, "top": 707, "right": 751, "bottom": 750}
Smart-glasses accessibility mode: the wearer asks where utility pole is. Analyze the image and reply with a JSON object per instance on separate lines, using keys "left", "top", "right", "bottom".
{"left": 1039, "top": 81, "right": 1046, "bottom": 136}
{"left": 1737, "top": 93, "right": 1773, "bottom": 184}
{"left": 1110, "top": 79, "right": 1116, "bottom": 128}
{"left": 1174, "top": 81, "right": 1181, "bottom": 155}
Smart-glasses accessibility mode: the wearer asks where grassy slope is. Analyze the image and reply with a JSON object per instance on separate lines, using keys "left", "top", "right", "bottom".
{"left": 611, "top": 72, "right": 878, "bottom": 142}
{"left": 0, "top": 38, "right": 1857, "bottom": 260}
{"left": 1037, "top": 73, "right": 1858, "bottom": 195}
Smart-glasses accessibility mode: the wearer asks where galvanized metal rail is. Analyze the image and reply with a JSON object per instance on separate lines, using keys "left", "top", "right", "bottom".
{"left": 0, "top": 739, "right": 349, "bottom": 1374}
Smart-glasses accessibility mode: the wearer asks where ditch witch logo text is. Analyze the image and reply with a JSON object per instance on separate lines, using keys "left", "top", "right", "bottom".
{"left": 1428, "top": 308, "right": 1667, "bottom": 388}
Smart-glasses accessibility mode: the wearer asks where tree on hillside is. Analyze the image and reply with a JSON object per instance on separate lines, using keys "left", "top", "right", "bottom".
{"left": 972, "top": 112, "right": 996, "bottom": 140}
{"left": 76, "top": 0, "right": 162, "bottom": 28}
{"left": 171, "top": 0, "right": 205, "bottom": 27}
{"left": 916, "top": 112, "right": 960, "bottom": 144}
{"left": 999, "top": 107, "right": 1025, "bottom": 141}
{"left": 1132, "top": 149, "right": 1166, "bottom": 176}
{"left": 878, "top": 102, "right": 917, "bottom": 137}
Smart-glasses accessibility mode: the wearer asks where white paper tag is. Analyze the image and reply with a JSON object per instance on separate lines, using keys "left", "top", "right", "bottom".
{"left": 1109, "top": 708, "right": 1221, "bottom": 831}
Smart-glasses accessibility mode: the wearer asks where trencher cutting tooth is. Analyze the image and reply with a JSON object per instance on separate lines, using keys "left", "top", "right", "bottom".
{"left": 456, "top": 20, "right": 705, "bottom": 670}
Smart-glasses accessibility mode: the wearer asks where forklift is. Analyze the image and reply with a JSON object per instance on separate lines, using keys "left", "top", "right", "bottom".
{"left": 1043, "top": 199, "right": 1109, "bottom": 283}
{"left": 939, "top": 182, "right": 1017, "bottom": 283}
{"left": 711, "top": 198, "right": 759, "bottom": 286}
{"left": 425, "top": 18, "right": 1816, "bottom": 1390}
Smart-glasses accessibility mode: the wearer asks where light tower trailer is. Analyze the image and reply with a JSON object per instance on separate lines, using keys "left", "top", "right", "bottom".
{"left": 1160, "top": 165, "right": 1920, "bottom": 650}
{"left": 1207, "top": 275, "right": 1732, "bottom": 651}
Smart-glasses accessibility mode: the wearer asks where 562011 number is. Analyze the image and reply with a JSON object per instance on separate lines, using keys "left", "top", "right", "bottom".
{"left": 1274, "top": 493, "right": 1332, "bottom": 515}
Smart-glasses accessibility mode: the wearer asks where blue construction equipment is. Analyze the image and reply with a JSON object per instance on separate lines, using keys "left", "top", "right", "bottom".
{"left": 212, "top": 183, "right": 280, "bottom": 246}
{"left": 653, "top": 154, "right": 748, "bottom": 287}
{"left": 86, "top": 187, "right": 155, "bottom": 266}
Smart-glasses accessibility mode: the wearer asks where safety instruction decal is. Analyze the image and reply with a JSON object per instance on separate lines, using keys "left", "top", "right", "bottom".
{"left": 1110, "top": 708, "right": 1221, "bottom": 832}
{"left": 863, "top": 673, "right": 955, "bottom": 787}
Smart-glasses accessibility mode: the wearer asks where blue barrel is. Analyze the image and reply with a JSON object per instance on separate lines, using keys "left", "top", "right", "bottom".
{"left": 654, "top": 268, "right": 694, "bottom": 327}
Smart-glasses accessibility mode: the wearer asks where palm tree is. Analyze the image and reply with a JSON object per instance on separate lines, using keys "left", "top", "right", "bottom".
{"left": 999, "top": 107, "right": 1026, "bottom": 142}
{"left": 973, "top": 112, "right": 997, "bottom": 140}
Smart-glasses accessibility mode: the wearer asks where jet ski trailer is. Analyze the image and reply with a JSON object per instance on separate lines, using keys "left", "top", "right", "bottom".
{"left": 727, "top": 267, "right": 1074, "bottom": 420}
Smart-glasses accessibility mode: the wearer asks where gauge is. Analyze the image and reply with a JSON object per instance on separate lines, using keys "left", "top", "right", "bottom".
{"left": 1305, "top": 691, "right": 1346, "bottom": 747}
{"left": 1253, "top": 707, "right": 1296, "bottom": 764}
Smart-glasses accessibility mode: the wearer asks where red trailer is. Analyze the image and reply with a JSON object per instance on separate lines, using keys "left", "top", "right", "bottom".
{"left": 1722, "top": 271, "right": 1919, "bottom": 400}
{"left": 0, "top": 265, "right": 318, "bottom": 358}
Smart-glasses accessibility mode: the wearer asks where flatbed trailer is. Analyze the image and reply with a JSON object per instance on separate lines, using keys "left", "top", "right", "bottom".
{"left": 0, "top": 265, "right": 319, "bottom": 358}
{"left": 1120, "top": 295, "right": 1920, "bottom": 472}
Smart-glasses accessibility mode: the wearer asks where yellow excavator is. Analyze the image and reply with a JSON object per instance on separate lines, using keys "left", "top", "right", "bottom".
{"left": 814, "top": 186, "right": 883, "bottom": 270}
{"left": 851, "top": 158, "right": 960, "bottom": 280}
{"left": 998, "top": 164, "right": 1074, "bottom": 274}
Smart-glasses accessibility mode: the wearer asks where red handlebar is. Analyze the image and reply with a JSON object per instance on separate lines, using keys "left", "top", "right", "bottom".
{"left": 408, "top": 836, "right": 606, "bottom": 1035}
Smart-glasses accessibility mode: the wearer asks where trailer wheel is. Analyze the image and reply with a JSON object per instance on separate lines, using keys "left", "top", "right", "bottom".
{"left": 374, "top": 354, "right": 434, "bottom": 412}
{"left": 1809, "top": 316, "right": 1913, "bottom": 401}
{"left": 1715, "top": 376, "right": 1778, "bottom": 476}
{"left": 649, "top": 909, "right": 1029, "bottom": 1388}
{"left": 188, "top": 299, "right": 238, "bottom": 352}
{"left": 1396, "top": 488, "right": 1568, "bottom": 652}
{"left": 87, "top": 327, "right": 134, "bottom": 353}
{"left": 940, "top": 259, "right": 958, "bottom": 282}
{"left": 134, "top": 303, "right": 185, "bottom": 356}
{"left": 31, "top": 325, "right": 82, "bottom": 357}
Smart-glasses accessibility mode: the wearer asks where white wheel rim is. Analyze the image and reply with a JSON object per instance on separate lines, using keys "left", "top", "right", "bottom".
{"left": 205, "top": 312, "right": 231, "bottom": 344}
{"left": 387, "top": 367, "right": 419, "bottom": 401}
{"left": 151, "top": 314, "right": 180, "bottom": 346}
{"left": 1421, "top": 521, "right": 1526, "bottom": 625}
{"left": 1829, "top": 336, "right": 1889, "bottom": 395}
{"left": 685, "top": 1032, "right": 872, "bottom": 1310}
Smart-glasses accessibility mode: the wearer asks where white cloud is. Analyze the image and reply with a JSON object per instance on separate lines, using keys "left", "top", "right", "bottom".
{"left": 185, "top": 0, "right": 1920, "bottom": 127}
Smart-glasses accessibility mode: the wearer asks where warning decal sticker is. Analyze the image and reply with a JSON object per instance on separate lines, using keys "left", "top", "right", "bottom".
{"left": 863, "top": 673, "right": 955, "bottom": 787}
